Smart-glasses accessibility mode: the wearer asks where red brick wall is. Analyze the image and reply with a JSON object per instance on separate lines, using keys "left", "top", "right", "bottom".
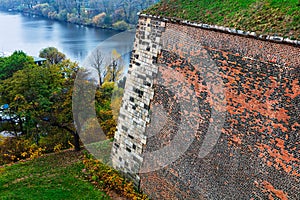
{"left": 140, "top": 21, "right": 300, "bottom": 199}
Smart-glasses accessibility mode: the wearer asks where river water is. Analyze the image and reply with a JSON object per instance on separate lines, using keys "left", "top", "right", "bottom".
{"left": 0, "top": 11, "right": 134, "bottom": 65}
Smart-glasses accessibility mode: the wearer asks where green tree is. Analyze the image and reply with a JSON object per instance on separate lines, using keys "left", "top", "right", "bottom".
{"left": 112, "top": 20, "right": 129, "bottom": 31}
{"left": 39, "top": 47, "right": 66, "bottom": 65}
{"left": 0, "top": 46, "right": 125, "bottom": 152}
{"left": 93, "top": 82, "right": 124, "bottom": 139}
{"left": 95, "top": 82, "right": 116, "bottom": 138}
{"left": 0, "top": 52, "right": 82, "bottom": 151}
{"left": 47, "top": 59, "right": 82, "bottom": 151}
{"left": 0, "top": 51, "right": 35, "bottom": 80}
{"left": 0, "top": 64, "right": 62, "bottom": 139}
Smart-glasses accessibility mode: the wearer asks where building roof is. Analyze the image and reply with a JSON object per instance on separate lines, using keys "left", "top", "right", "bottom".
{"left": 32, "top": 56, "right": 47, "bottom": 62}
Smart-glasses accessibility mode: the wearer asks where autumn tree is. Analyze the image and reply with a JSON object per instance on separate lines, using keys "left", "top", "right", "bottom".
{"left": 105, "top": 49, "right": 124, "bottom": 83}
{"left": 92, "top": 12, "right": 106, "bottom": 26}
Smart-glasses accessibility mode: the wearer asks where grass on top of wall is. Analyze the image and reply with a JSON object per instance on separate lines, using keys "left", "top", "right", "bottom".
{"left": 144, "top": 0, "right": 300, "bottom": 40}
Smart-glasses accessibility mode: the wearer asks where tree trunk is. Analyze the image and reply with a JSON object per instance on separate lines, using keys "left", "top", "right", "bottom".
{"left": 18, "top": 116, "right": 24, "bottom": 135}
{"left": 73, "top": 131, "right": 81, "bottom": 151}
{"left": 50, "top": 121, "right": 81, "bottom": 151}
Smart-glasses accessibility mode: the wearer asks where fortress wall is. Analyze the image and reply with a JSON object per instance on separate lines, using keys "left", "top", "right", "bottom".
{"left": 112, "top": 16, "right": 300, "bottom": 199}
{"left": 111, "top": 17, "right": 166, "bottom": 185}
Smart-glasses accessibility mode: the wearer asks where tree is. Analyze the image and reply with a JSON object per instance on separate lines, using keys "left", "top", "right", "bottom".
{"left": 90, "top": 48, "right": 106, "bottom": 86}
{"left": 47, "top": 59, "right": 82, "bottom": 151}
{"left": 92, "top": 12, "right": 106, "bottom": 26}
{"left": 112, "top": 20, "right": 129, "bottom": 30}
{"left": 0, "top": 45, "right": 127, "bottom": 153}
{"left": 72, "top": 67, "right": 112, "bottom": 145}
{"left": 104, "top": 49, "right": 124, "bottom": 83}
{"left": 0, "top": 52, "right": 82, "bottom": 151}
{"left": 0, "top": 51, "right": 35, "bottom": 80}
{"left": 32, "top": 58, "right": 85, "bottom": 151}
{"left": 39, "top": 47, "right": 66, "bottom": 65}
{"left": 0, "top": 64, "right": 63, "bottom": 139}
{"left": 94, "top": 82, "right": 122, "bottom": 138}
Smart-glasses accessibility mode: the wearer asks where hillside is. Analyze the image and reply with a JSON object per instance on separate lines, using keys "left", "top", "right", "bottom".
{"left": 144, "top": 0, "right": 300, "bottom": 40}
{"left": 0, "top": 150, "right": 110, "bottom": 200}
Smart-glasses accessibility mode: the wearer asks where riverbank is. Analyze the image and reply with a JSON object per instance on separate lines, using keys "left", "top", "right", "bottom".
{"left": 1, "top": 8, "right": 134, "bottom": 31}
{"left": 0, "top": 0, "right": 158, "bottom": 32}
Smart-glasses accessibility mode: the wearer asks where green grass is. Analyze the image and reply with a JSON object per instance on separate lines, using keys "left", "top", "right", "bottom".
{"left": 144, "top": 0, "right": 300, "bottom": 39}
{"left": 0, "top": 150, "right": 110, "bottom": 200}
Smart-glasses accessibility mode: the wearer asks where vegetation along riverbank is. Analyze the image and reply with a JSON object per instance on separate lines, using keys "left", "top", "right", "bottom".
{"left": 0, "top": 0, "right": 159, "bottom": 31}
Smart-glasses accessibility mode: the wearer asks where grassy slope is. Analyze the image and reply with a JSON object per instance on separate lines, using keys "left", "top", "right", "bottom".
{"left": 144, "top": 0, "right": 300, "bottom": 40}
{"left": 0, "top": 150, "right": 110, "bottom": 200}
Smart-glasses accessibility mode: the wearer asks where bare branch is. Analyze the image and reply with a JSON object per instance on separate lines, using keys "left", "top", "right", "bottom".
{"left": 90, "top": 48, "right": 106, "bottom": 86}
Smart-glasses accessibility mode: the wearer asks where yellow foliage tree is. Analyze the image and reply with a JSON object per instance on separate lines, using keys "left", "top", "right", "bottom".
{"left": 92, "top": 12, "right": 106, "bottom": 26}
{"left": 104, "top": 49, "right": 124, "bottom": 83}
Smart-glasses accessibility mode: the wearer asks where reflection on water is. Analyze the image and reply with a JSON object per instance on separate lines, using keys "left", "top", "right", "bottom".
{"left": 0, "top": 11, "right": 134, "bottom": 65}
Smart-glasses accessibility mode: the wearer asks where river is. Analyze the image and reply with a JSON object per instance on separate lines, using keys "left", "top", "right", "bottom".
{"left": 0, "top": 11, "right": 134, "bottom": 66}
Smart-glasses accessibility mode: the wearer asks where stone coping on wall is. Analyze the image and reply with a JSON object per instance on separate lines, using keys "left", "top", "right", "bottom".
{"left": 138, "top": 13, "right": 300, "bottom": 47}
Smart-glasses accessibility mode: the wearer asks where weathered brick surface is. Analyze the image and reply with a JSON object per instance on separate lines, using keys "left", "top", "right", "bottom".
{"left": 113, "top": 16, "right": 300, "bottom": 199}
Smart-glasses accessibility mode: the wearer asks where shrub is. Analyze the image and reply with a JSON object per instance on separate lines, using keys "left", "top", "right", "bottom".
{"left": 39, "top": 131, "right": 73, "bottom": 153}
{"left": 82, "top": 154, "right": 148, "bottom": 200}
{"left": 0, "top": 137, "right": 44, "bottom": 165}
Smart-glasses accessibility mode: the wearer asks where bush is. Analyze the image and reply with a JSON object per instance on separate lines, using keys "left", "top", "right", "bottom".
{"left": 39, "top": 131, "right": 73, "bottom": 153}
{"left": 0, "top": 137, "right": 44, "bottom": 165}
{"left": 82, "top": 154, "right": 148, "bottom": 200}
